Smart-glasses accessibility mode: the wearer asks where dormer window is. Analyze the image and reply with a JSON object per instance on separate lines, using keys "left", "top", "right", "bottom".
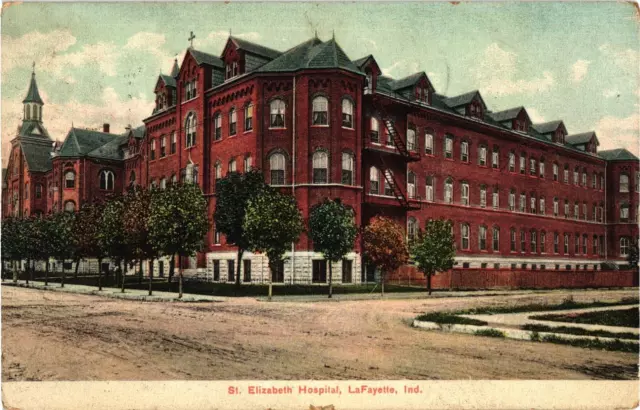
{"left": 365, "top": 72, "right": 373, "bottom": 94}
{"left": 554, "top": 129, "right": 565, "bottom": 144}
{"left": 226, "top": 61, "right": 240, "bottom": 80}
{"left": 469, "top": 101, "right": 483, "bottom": 119}
{"left": 514, "top": 119, "right": 528, "bottom": 132}
{"left": 415, "top": 85, "right": 428, "bottom": 104}
{"left": 184, "top": 80, "right": 196, "bottom": 100}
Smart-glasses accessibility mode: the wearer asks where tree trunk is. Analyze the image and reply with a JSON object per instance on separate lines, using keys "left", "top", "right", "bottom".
{"left": 138, "top": 260, "right": 143, "bottom": 284}
{"left": 44, "top": 259, "right": 50, "bottom": 286}
{"left": 12, "top": 260, "right": 17, "bottom": 283}
{"left": 427, "top": 271, "right": 432, "bottom": 296}
{"left": 74, "top": 259, "right": 80, "bottom": 278}
{"left": 178, "top": 267, "right": 183, "bottom": 299}
{"left": 121, "top": 258, "right": 127, "bottom": 293}
{"left": 381, "top": 271, "right": 385, "bottom": 297}
{"left": 98, "top": 257, "right": 103, "bottom": 291}
{"left": 61, "top": 260, "right": 66, "bottom": 288}
{"left": 168, "top": 255, "right": 175, "bottom": 284}
{"left": 328, "top": 261, "right": 333, "bottom": 299}
{"left": 148, "top": 261, "right": 153, "bottom": 296}
{"left": 26, "top": 259, "right": 30, "bottom": 285}
{"left": 235, "top": 248, "right": 244, "bottom": 295}
{"left": 267, "top": 260, "right": 273, "bottom": 302}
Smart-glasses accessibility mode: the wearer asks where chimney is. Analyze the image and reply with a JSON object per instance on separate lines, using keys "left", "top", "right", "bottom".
{"left": 103, "top": 123, "right": 110, "bottom": 133}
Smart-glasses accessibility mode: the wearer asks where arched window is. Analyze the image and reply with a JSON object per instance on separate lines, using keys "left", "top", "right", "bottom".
{"left": 460, "top": 141, "right": 469, "bottom": 162}
{"left": 213, "top": 113, "right": 222, "bottom": 140}
{"left": 35, "top": 184, "right": 42, "bottom": 199}
{"left": 563, "top": 164, "right": 569, "bottom": 183}
{"left": 369, "top": 166, "right": 379, "bottom": 194}
{"left": 229, "top": 108, "right": 237, "bottom": 136}
{"left": 479, "top": 225, "right": 487, "bottom": 250}
{"left": 573, "top": 166, "right": 579, "bottom": 185}
{"left": 478, "top": 145, "right": 487, "bottom": 166}
{"left": 461, "top": 182, "right": 469, "bottom": 205}
{"left": 407, "top": 217, "right": 418, "bottom": 242}
{"left": 508, "top": 151, "right": 516, "bottom": 172}
{"left": 509, "top": 189, "right": 516, "bottom": 211}
{"left": 228, "top": 157, "right": 237, "bottom": 172}
{"left": 150, "top": 139, "right": 156, "bottom": 160}
{"left": 530, "top": 230, "right": 537, "bottom": 253}
{"left": 407, "top": 126, "right": 416, "bottom": 152}
{"left": 620, "top": 174, "right": 629, "bottom": 192}
{"left": 492, "top": 187, "right": 499, "bottom": 209}
{"left": 26, "top": 105, "right": 31, "bottom": 120}
{"left": 370, "top": 117, "right": 380, "bottom": 143}
{"left": 342, "top": 99, "right": 354, "bottom": 128}
{"left": 425, "top": 130, "right": 434, "bottom": 155}
{"left": 479, "top": 185, "right": 487, "bottom": 208}
{"left": 510, "top": 228, "right": 517, "bottom": 252}
{"left": 491, "top": 146, "right": 499, "bottom": 169}
{"left": 160, "top": 135, "right": 166, "bottom": 157}
{"left": 407, "top": 171, "right": 416, "bottom": 198}
{"left": 341, "top": 152, "right": 354, "bottom": 185}
{"left": 620, "top": 203, "right": 630, "bottom": 222}
{"left": 529, "top": 157, "right": 537, "bottom": 176}
{"left": 269, "top": 153, "right": 286, "bottom": 185}
{"left": 129, "top": 171, "right": 136, "bottom": 186}
{"left": 244, "top": 104, "right": 253, "bottom": 131}
{"left": 620, "top": 237, "right": 630, "bottom": 256}
{"left": 553, "top": 162, "right": 559, "bottom": 181}
{"left": 171, "top": 174, "right": 177, "bottom": 185}
{"left": 214, "top": 161, "right": 222, "bottom": 181}
{"left": 581, "top": 168, "right": 587, "bottom": 186}
{"left": 270, "top": 99, "right": 285, "bottom": 128}
{"left": 540, "top": 231, "right": 546, "bottom": 253}
{"left": 492, "top": 226, "right": 500, "bottom": 251}
{"left": 64, "top": 201, "right": 75, "bottom": 212}
{"left": 444, "top": 178, "right": 453, "bottom": 203}
{"left": 185, "top": 112, "right": 196, "bottom": 147}
{"left": 460, "top": 223, "right": 470, "bottom": 250}
{"left": 99, "top": 170, "right": 115, "bottom": 190}
{"left": 539, "top": 158, "right": 545, "bottom": 178}
{"left": 554, "top": 232, "right": 560, "bottom": 253}
{"left": 540, "top": 197, "right": 545, "bottom": 215}
{"left": 160, "top": 177, "right": 167, "bottom": 190}
{"left": 312, "top": 96, "right": 329, "bottom": 125}
{"left": 312, "top": 150, "right": 328, "bottom": 183}
{"left": 244, "top": 155, "right": 252, "bottom": 172}
{"left": 425, "top": 175, "right": 434, "bottom": 202}
{"left": 65, "top": 171, "right": 75, "bottom": 189}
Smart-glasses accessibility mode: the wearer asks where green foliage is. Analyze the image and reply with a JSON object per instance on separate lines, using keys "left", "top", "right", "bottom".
{"left": 531, "top": 307, "right": 639, "bottom": 328}
{"left": 540, "top": 334, "right": 638, "bottom": 353}
{"left": 530, "top": 331, "right": 541, "bottom": 342}
{"left": 415, "top": 312, "right": 488, "bottom": 326}
{"left": 522, "top": 324, "right": 638, "bottom": 340}
{"left": 243, "top": 190, "right": 304, "bottom": 269}
{"left": 96, "top": 195, "right": 128, "bottom": 263}
{"left": 362, "top": 216, "right": 408, "bottom": 278}
{"left": 1, "top": 216, "right": 22, "bottom": 261}
{"left": 148, "top": 183, "right": 209, "bottom": 259}
{"left": 627, "top": 239, "right": 639, "bottom": 268}
{"left": 73, "top": 202, "right": 105, "bottom": 260}
{"left": 47, "top": 211, "right": 77, "bottom": 262}
{"left": 474, "top": 328, "right": 506, "bottom": 338}
{"left": 411, "top": 219, "right": 455, "bottom": 275}
{"left": 123, "top": 186, "right": 155, "bottom": 261}
{"left": 308, "top": 199, "right": 358, "bottom": 263}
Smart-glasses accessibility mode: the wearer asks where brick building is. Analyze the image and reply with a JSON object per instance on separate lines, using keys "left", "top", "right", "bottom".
{"left": 3, "top": 35, "right": 638, "bottom": 284}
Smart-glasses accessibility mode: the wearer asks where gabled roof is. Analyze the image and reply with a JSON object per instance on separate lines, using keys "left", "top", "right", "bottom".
{"left": 159, "top": 74, "right": 176, "bottom": 88}
{"left": 58, "top": 128, "right": 120, "bottom": 157}
{"left": 229, "top": 36, "right": 281, "bottom": 60}
{"left": 20, "top": 140, "right": 53, "bottom": 172}
{"left": 598, "top": 148, "right": 639, "bottom": 161}
{"left": 566, "top": 131, "right": 599, "bottom": 146}
{"left": 256, "top": 37, "right": 362, "bottom": 75}
{"left": 87, "top": 135, "right": 127, "bottom": 161}
{"left": 19, "top": 120, "right": 51, "bottom": 139}
{"left": 533, "top": 120, "right": 565, "bottom": 135}
{"left": 23, "top": 72, "right": 44, "bottom": 104}
{"left": 388, "top": 72, "right": 434, "bottom": 92}
{"left": 352, "top": 54, "right": 381, "bottom": 73}
{"left": 127, "top": 125, "right": 146, "bottom": 140}
{"left": 443, "top": 90, "right": 486, "bottom": 109}
{"left": 170, "top": 59, "right": 180, "bottom": 77}
{"left": 188, "top": 48, "right": 224, "bottom": 68}
{"left": 489, "top": 106, "right": 528, "bottom": 123}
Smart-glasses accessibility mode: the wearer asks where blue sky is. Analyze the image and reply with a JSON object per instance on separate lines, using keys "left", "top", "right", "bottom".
{"left": 2, "top": 2, "right": 638, "bottom": 161}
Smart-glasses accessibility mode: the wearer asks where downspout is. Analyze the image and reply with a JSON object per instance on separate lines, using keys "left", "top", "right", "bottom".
{"left": 291, "top": 75, "right": 297, "bottom": 285}
{"left": 604, "top": 161, "right": 607, "bottom": 261}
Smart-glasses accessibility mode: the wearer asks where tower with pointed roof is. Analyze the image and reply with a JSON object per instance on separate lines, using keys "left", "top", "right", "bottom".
{"left": 23, "top": 65, "right": 44, "bottom": 123}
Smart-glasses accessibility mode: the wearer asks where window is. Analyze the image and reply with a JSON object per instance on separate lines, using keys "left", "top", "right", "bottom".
{"left": 214, "top": 161, "right": 222, "bottom": 181}
{"left": 228, "top": 260, "right": 235, "bottom": 282}
{"left": 64, "top": 201, "right": 75, "bottom": 212}
{"left": 170, "top": 132, "right": 176, "bottom": 154}
{"left": 599, "top": 205, "right": 604, "bottom": 222}
{"left": 492, "top": 147, "right": 499, "bottom": 169}
{"left": 575, "top": 233, "right": 580, "bottom": 254}
{"left": 444, "top": 135, "right": 453, "bottom": 159}
{"left": 342, "top": 99, "right": 353, "bottom": 128}
{"left": 600, "top": 175, "right": 604, "bottom": 190}
{"left": 65, "top": 171, "right": 75, "bottom": 188}
{"left": 342, "top": 260, "right": 353, "bottom": 283}
{"left": 213, "top": 224, "right": 220, "bottom": 244}
{"left": 592, "top": 172, "right": 597, "bottom": 189}
{"left": 244, "top": 155, "right": 252, "bottom": 172}
{"left": 228, "top": 158, "right": 237, "bottom": 173}
{"left": 582, "top": 235, "right": 588, "bottom": 255}
{"left": 425, "top": 131, "right": 433, "bottom": 154}
{"left": 553, "top": 198, "right": 559, "bottom": 216}
{"left": 593, "top": 235, "right": 598, "bottom": 255}
{"left": 531, "top": 230, "right": 537, "bottom": 253}
{"left": 312, "top": 96, "right": 329, "bottom": 125}
{"left": 229, "top": 108, "right": 237, "bottom": 136}
{"left": 185, "top": 112, "right": 196, "bottom": 147}
{"left": 539, "top": 160, "right": 545, "bottom": 178}
{"left": 341, "top": 152, "right": 354, "bottom": 185}
{"left": 574, "top": 202, "right": 579, "bottom": 220}
{"left": 519, "top": 193, "right": 526, "bottom": 212}
{"left": 554, "top": 233, "right": 559, "bottom": 253}
{"left": 592, "top": 204, "right": 597, "bottom": 222}
{"left": 240, "top": 104, "right": 252, "bottom": 132}
{"left": 407, "top": 172, "right": 416, "bottom": 199}
{"left": 553, "top": 163, "right": 558, "bottom": 181}
{"left": 479, "top": 225, "right": 487, "bottom": 251}
{"left": 271, "top": 260, "right": 285, "bottom": 283}
{"left": 213, "top": 260, "right": 220, "bottom": 280}
{"left": 444, "top": 178, "right": 453, "bottom": 203}
{"left": 510, "top": 228, "right": 517, "bottom": 252}
{"left": 480, "top": 186, "right": 487, "bottom": 208}
{"left": 426, "top": 176, "right": 434, "bottom": 201}
{"left": 520, "top": 230, "right": 526, "bottom": 253}
{"left": 384, "top": 170, "right": 394, "bottom": 196}
{"left": 150, "top": 139, "right": 156, "bottom": 160}
{"left": 492, "top": 188, "right": 499, "bottom": 209}
{"left": 370, "top": 167, "right": 379, "bottom": 194}
{"left": 35, "top": 184, "right": 42, "bottom": 199}
{"left": 171, "top": 174, "right": 177, "bottom": 185}
{"left": 582, "top": 203, "right": 587, "bottom": 220}
{"left": 160, "top": 178, "right": 167, "bottom": 190}
{"left": 508, "top": 190, "right": 516, "bottom": 211}
{"left": 243, "top": 260, "right": 252, "bottom": 283}
{"left": 519, "top": 153, "right": 526, "bottom": 174}
{"left": 564, "top": 200, "right": 569, "bottom": 218}
{"left": 478, "top": 145, "right": 487, "bottom": 166}
{"left": 24, "top": 182, "right": 29, "bottom": 199}
{"left": 370, "top": 118, "right": 380, "bottom": 143}
{"left": 492, "top": 227, "right": 499, "bottom": 251}
{"left": 636, "top": 172, "right": 640, "bottom": 192}
{"left": 563, "top": 164, "right": 569, "bottom": 183}
{"left": 312, "top": 151, "right": 329, "bottom": 183}
{"left": 573, "top": 167, "right": 579, "bottom": 185}
{"left": 312, "top": 260, "right": 327, "bottom": 283}
{"left": 508, "top": 152, "right": 515, "bottom": 172}
{"left": 620, "top": 203, "right": 629, "bottom": 222}
{"left": 620, "top": 174, "right": 629, "bottom": 192}
{"left": 406, "top": 127, "right": 416, "bottom": 151}
{"left": 581, "top": 170, "right": 587, "bottom": 186}
{"left": 160, "top": 136, "right": 166, "bottom": 157}
{"left": 408, "top": 217, "right": 418, "bottom": 242}
{"left": 461, "top": 223, "right": 470, "bottom": 250}
{"left": 461, "top": 182, "right": 469, "bottom": 206}
{"left": 269, "top": 153, "right": 285, "bottom": 185}
{"left": 564, "top": 233, "right": 569, "bottom": 254}
{"left": 270, "top": 99, "right": 285, "bottom": 128}
{"left": 540, "top": 232, "right": 546, "bottom": 253}
{"left": 99, "top": 170, "right": 115, "bottom": 190}
{"left": 461, "top": 141, "right": 469, "bottom": 162}
{"left": 530, "top": 195, "right": 536, "bottom": 214}
{"left": 540, "top": 197, "right": 545, "bottom": 215}
{"left": 529, "top": 158, "right": 536, "bottom": 176}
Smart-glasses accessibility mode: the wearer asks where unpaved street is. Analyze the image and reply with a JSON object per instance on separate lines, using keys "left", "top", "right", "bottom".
{"left": 2, "top": 286, "right": 637, "bottom": 381}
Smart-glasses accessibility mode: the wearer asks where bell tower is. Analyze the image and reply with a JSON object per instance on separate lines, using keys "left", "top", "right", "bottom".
{"left": 23, "top": 63, "right": 44, "bottom": 123}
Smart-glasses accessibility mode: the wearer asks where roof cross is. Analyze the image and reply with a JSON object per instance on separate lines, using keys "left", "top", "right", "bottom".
{"left": 188, "top": 31, "right": 196, "bottom": 48}
{"left": 32, "top": 61, "right": 35, "bottom": 73}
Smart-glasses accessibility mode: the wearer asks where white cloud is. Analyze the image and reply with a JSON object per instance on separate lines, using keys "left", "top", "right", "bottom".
{"left": 599, "top": 43, "right": 639, "bottom": 75}
{"left": 382, "top": 59, "right": 421, "bottom": 77}
{"left": 527, "top": 108, "right": 546, "bottom": 123}
{"left": 1, "top": 30, "right": 77, "bottom": 78}
{"left": 470, "top": 43, "right": 554, "bottom": 96}
{"left": 603, "top": 89, "right": 621, "bottom": 99}
{"left": 197, "top": 31, "right": 261, "bottom": 53}
{"left": 570, "top": 59, "right": 590, "bottom": 83}
{"left": 595, "top": 111, "right": 640, "bottom": 156}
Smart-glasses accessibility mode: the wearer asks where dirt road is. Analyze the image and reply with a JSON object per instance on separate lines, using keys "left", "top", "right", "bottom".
{"left": 2, "top": 286, "right": 637, "bottom": 381}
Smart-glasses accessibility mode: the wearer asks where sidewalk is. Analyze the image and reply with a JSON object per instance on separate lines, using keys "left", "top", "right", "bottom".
{"left": 2, "top": 281, "right": 226, "bottom": 303}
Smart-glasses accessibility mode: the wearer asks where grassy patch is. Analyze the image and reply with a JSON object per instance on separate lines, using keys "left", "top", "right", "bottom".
{"left": 474, "top": 328, "right": 506, "bottom": 338}
{"left": 531, "top": 308, "right": 639, "bottom": 328}
{"left": 415, "top": 312, "right": 488, "bottom": 326}
{"left": 456, "top": 297, "right": 638, "bottom": 315}
{"left": 522, "top": 324, "right": 638, "bottom": 340}
{"left": 538, "top": 334, "right": 639, "bottom": 353}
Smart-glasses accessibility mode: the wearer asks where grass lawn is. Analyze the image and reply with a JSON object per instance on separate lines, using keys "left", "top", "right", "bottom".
{"left": 448, "top": 297, "right": 639, "bottom": 316}
{"left": 415, "top": 312, "right": 488, "bottom": 325}
{"left": 530, "top": 308, "right": 639, "bottom": 328}
{"left": 522, "top": 324, "right": 638, "bottom": 340}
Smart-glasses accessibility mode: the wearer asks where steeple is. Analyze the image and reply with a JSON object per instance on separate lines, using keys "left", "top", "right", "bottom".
{"left": 170, "top": 58, "right": 180, "bottom": 78}
{"left": 23, "top": 64, "right": 44, "bottom": 123}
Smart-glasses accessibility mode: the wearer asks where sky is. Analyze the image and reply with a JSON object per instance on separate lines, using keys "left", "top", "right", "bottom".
{"left": 1, "top": 2, "right": 638, "bottom": 162}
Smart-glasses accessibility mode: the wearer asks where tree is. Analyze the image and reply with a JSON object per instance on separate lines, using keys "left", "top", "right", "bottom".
{"left": 362, "top": 216, "right": 408, "bottom": 297}
{"left": 96, "top": 196, "right": 128, "bottom": 291}
{"left": 148, "top": 182, "right": 209, "bottom": 298}
{"left": 244, "top": 190, "right": 304, "bottom": 301}
{"left": 410, "top": 219, "right": 455, "bottom": 295}
{"left": 48, "top": 211, "right": 77, "bottom": 286}
{"left": 627, "top": 239, "right": 639, "bottom": 269}
{"left": 308, "top": 199, "right": 358, "bottom": 298}
{"left": 214, "top": 169, "right": 271, "bottom": 291}
{"left": 1, "top": 217, "right": 22, "bottom": 282}
{"left": 123, "top": 186, "right": 155, "bottom": 294}
{"left": 21, "top": 216, "right": 42, "bottom": 285}
{"left": 72, "top": 202, "right": 104, "bottom": 287}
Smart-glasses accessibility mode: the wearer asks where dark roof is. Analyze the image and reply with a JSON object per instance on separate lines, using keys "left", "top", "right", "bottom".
{"left": 159, "top": 74, "right": 176, "bottom": 88}
{"left": 58, "top": 128, "right": 120, "bottom": 157}
{"left": 443, "top": 90, "right": 486, "bottom": 109}
{"left": 170, "top": 59, "right": 180, "bottom": 77}
{"left": 257, "top": 37, "right": 362, "bottom": 75}
{"left": 127, "top": 125, "right": 146, "bottom": 139}
{"left": 87, "top": 135, "right": 127, "bottom": 160}
{"left": 489, "top": 106, "right": 526, "bottom": 123}
{"left": 566, "top": 131, "right": 597, "bottom": 146}
{"left": 189, "top": 49, "right": 223, "bottom": 68}
{"left": 533, "top": 120, "right": 564, "bottom": 134}
{"left": 20, "top": 140, "right": 53, "bottom": 172}
{"left": 598, "top": 148, "right": 638, "bottom": 161}
{"left": 389, "top": 72, "right": 426, "bottom": 91}
{"left": 23, "top": 72, "right": 44, "bottom": 104}
{"left": 230, "top": 36, "right": 281, "bottom": 60}
{"left": 352, "top": 55, "right": 372, "bottom": 69}
{"left": 19, "top": 120, "right": 50, "bottom": 139}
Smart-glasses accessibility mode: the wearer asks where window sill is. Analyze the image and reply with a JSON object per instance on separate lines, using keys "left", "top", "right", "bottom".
{"left": 342, "top": 126, "right": 354, "bottom": 130}
{"left": 268, "top": 127, "right": 286, "bottom": 130}
{"left": 311, "top": 125, "right": 329, "bottom": 128}
{"left": 243, "top": 129, "right": 253, "bottom": 134}
{"left": 181, "top": 97, "right": 198, "bottom": 105}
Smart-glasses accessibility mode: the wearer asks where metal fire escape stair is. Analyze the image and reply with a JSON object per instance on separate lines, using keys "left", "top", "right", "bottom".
{"left": 374, "top": 101, "right": 420, "bottom": 162}
{"left": 377, "top": 153, "right": 418, "bottom": 210}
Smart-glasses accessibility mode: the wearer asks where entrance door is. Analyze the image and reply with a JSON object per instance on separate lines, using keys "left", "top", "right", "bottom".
{"left": 312, "top": 260, "right": 327, "bottom": 283}
{"left": 158, "top": 261, "right": 164, "bottom": 278}
{"left": 271, "top": 261, "right": 284, "bottom": 283}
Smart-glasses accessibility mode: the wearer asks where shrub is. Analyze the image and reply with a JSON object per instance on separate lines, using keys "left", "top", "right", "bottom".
{"left": 415, "top": 312, "right": 488, "bottom": 326}
{"left": 474, "top": 328, "right": 506, "bottom": 338}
